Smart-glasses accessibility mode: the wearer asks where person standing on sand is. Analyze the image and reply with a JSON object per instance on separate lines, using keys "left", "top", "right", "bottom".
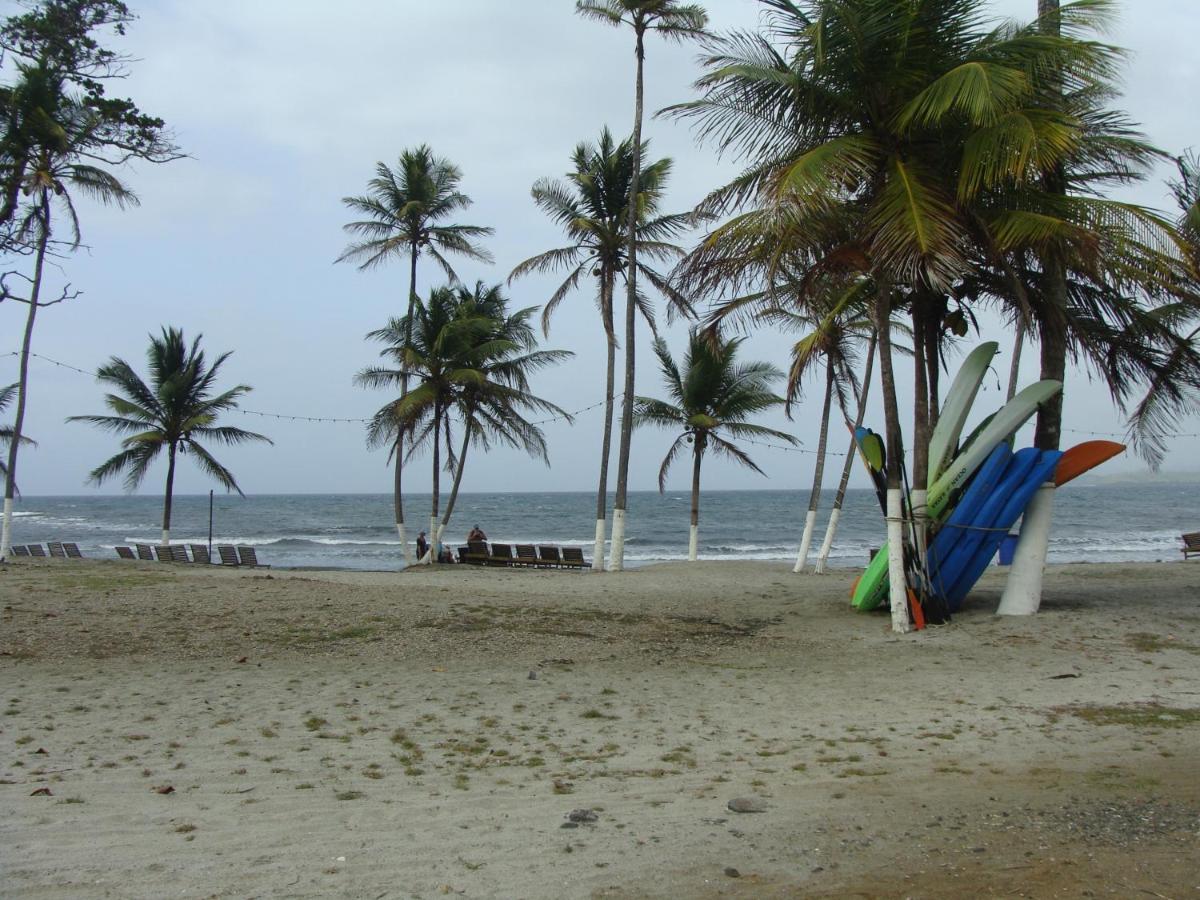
{"left": 416, "top": 531, "right": 429, "bottom": 560}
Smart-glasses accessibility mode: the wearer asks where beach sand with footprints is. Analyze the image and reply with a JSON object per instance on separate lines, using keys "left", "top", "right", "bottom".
{"left": 2, "top": 558, "right": 1198, "bottom": 898}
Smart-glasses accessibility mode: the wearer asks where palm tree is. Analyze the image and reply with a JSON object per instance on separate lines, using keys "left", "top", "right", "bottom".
{"left": 575, "top": 0, "right": 708, "bottom": 571}
{"left": 509, "top": 127, "right": 691, "bottom": 571}
{"left": 337, "top": 146, "right": 494, "bottom": 561}
{"left": 762, "top": 279, "right": 875, "bottom": 573}
{"left": 68, "top": 327, "right": 271, "bottom": 544}
{"left": 436, "top": 283, "right": 574, "bottom": 546}
{"left": 358, "top": 285, "right": 572, "bottom": 563}
{"left": 667, "top": 0, "right": 1122, "bottom": 629}
{"left": 1, "top": 68, "right": 138, "bottom": 559}
{"left": 634, "top": 330, "right": 796, "bottom": 561}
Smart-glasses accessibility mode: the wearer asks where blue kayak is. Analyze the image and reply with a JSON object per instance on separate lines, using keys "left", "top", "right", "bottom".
{"left": 927, "top": 443, "right": 1012, "bottom": 601}
{"left": 934, "top": 448, "right": 1042, "bottom": 611}
{"left": 943, "top": 449, "right": 1063, "bottom": 609}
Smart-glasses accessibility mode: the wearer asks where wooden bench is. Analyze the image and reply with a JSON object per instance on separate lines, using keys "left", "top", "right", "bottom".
{"left": 217, "top": 545, "right": 240, "bottom": 566}
{"left": 190, "top": 544, "right": 212, "bottom": 565}
{"left": 115, "top": 546, "right": 136, "bottom": 560}
{"left": 237, "top": 546, "right": 269, "bottom": 568}
{"left": 561, "top": 547, "right": 591, "bottom": 569}
{"left": 1183, "top": 532, "right": 1200, "bottom": 560}
{"left": 63, "top": 542, "right": 83, "bottom": 558}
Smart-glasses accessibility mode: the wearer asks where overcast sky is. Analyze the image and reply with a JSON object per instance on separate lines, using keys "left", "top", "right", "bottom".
{"left": 2, "top": 0, "right": 1197, "bottom": 498}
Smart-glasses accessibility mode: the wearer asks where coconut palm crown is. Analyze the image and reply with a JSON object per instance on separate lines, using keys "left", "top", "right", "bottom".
{"left": 68, "top": 327, "right": 271, "bottom": 542}
{"left": 634, "top": 330, "right": 796, "bottom": 560}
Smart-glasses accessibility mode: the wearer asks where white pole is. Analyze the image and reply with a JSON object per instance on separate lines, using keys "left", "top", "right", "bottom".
{"left": 792, "top": 510, "right": 817, "bottom": 573}
{"left": 688, "top": 523, "right": 699, "bottom": 561}
{"left": 814, "top": 507, "right": 840, "bottom": 574}
{"left": 592, "top": 518, "right": 607, "bottom": 573}
{"left": 396, "top": 522, "right": 409, "bottom": 566}
{"left": 886, "top": 489, "right": 912, "bottom": 633}
{"left": 1, "top": 496, "right": 12, "bottom": 559}
{"left": 997, "top": 483, "right": 1055, "bottom": 616}
{"left": 608, "top": 508, "right": 626, "bottom": 572}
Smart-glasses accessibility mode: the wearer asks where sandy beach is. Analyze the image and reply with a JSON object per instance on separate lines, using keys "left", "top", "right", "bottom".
{"left": 1, "top": 557, "right": 1198, "bottom": 898}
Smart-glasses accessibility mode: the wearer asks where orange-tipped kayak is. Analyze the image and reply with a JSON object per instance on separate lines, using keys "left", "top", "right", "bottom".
{"left": 1054, "top": 440, "right": 1125, "bottom": 486}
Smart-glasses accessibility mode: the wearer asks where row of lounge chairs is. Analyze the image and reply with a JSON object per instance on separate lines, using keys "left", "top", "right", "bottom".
{"left": 9, "top": 541, "right": 84, "bottom": 559}
{"left": 114, "top": 543, "right": 269, "bottom": 568}
{"left": 457, "top": 541, "right": 590, "bottom": 569}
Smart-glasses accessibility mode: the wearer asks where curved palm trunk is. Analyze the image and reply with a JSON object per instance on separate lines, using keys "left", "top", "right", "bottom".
{"left": 688, "top": 438, "right": 704, "bottom": 561}
{"left": 793, "top": 359, "right": 834, "bottom": 573}
{"left": 815, "top": 333, "right": 877, "bottom": 574}
{"left": 162, "top": 442, "right": 178, "bottom": 545}
{"left": 872, "top": 281, "right": 912, "bottom": 633}
{"left": 1006, "top": 324, "right": 1024, "bottom": 402}
{"left": 1, "top": 196, "right": 49, "bottom": 560}
{"left": 593, "top": 272, "right": 617, "bottom": 573}
{"left": 437, "top": 415, "right": 473, "bottom": 546}
{"left": 609, "top": 27, "right": 646, "bottom": 573}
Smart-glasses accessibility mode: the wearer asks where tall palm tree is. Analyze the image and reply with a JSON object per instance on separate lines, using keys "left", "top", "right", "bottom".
{"left": 68, "top": 327, "right": 271, "bottom": 544}
{"left": 1, "top": 68, "right": 138, "bottom": 559}
{"left": 337, "top": 146, "right": 494, "bottom": 562}
{"left": 509, "top": 127, "right": 691, "bottom": 571}
{"left": 634, "top": 330, "right": 796, "bottom": 561}
{"left": 575, "top": 0, "right": 708, "bottom": 571}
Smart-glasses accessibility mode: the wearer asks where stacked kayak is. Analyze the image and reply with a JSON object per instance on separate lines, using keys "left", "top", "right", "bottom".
{"left": 926, "top": 446, "right": 1062, "bottom": 612}
{"left": 848, "top": 340, "right": 1126, "bottom": 618}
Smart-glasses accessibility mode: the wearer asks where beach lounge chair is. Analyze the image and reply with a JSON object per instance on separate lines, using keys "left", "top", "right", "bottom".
{"left": 190, "top": 544, "right": 211, "bottom": 565}
{"left": 515, "top": 544, "right": 538, "bottom": 567}
{"left": 28, "top": 543, "right": 46, "bottom": 557}
{"left": 64, "top": 542, "right": 83, "bottom": 558}
{"left": 237, "top": 546, "right": 269, "bottom": 568}
{"left": 561, "top": 547, "right": 590, "bottom": 569}
{"left": 154, "top": 545, "right": 174, "bottom": 563}
{"left": 488, "top": 543, "right": 515, "bottom": 566}
{"left": 115, "top": 546, "right": 135, "bottom": 560}
{"left": 217, "top": 545, "right": 240, "bottom": 566}
{"left": 11, "top": 544, "right": 30, "bottom": 557}
{"left": 538, "top": 545, "right": 562, "bottom": 568}
{"left": 1183, "top": 532, "right": 1200, "bottom": 560}
{"left": 171, "top": 545, "right": 190, "bottom": 563}
{"left": 135, "top": 543, "right": 154, "bottom": 561}
{"left": 47, "top": 541, "right": 66, "bottom": 558}
{"left": 463, "top": 540, "right": 490, "bottom": 565}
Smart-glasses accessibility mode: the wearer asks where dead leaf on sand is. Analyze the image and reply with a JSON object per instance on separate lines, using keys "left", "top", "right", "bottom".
{"left": 152, "top": 785, "right": 175, "bottom": 794}
{"left": 30, "top": 787, "right": 52, "bottom": 796}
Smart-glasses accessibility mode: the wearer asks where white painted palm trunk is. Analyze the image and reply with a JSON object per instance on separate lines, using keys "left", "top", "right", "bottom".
{"left": 997, "top": 483, "right": 1055, "bottom": 616}
{"left": 428, "top": 516, "right": 438, "bottom": 564}
{"left": 592, "top": 519, "right": 607, "bottom": 573}
{"left": 608, "top": 509, "right": 626, "bottom": 572}
{"left": 886, "top": 489, "right": 912, "bottom": 633}
{"left": 793, "top": 510, "right": 818, "bottom": 573}
{"left": 688, "top": 523, "right": 698, "bottom": 561}
{"left": 1, "top": 497, "right": 12, "bottom": 558}
{"left": 814, "top": 508, "right": 841, "bottom": 574}
{"left": 395, "top": 522, "right": 409, "bottom": 566}
{"left": 162, "top": 529, "right": 170, "bottom": 546}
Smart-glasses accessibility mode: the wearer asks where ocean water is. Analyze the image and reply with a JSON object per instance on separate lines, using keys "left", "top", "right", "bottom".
{"left": 7, "top": 484, "right": 1198, "bottom": 570}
